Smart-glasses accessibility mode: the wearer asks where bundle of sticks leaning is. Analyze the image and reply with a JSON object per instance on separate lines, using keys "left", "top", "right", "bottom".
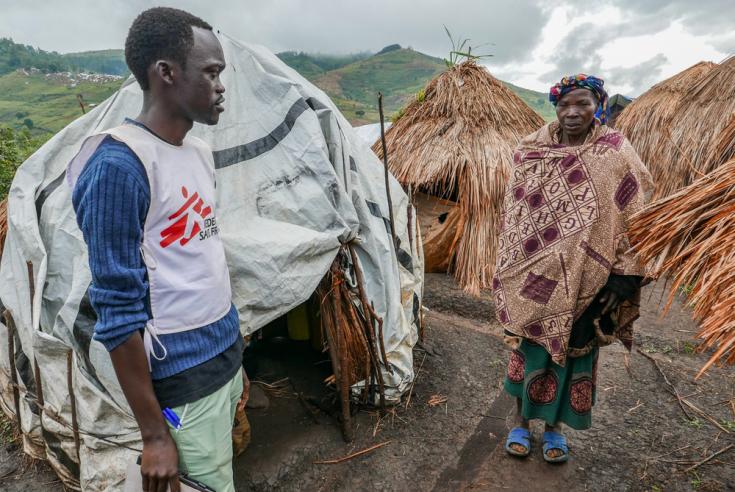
{"left": 0, "top": 198, "right": 7, "bottom": 255}
{"left": 315, "top": 244, "right": 392, "bottom": 440}
{"left": 628, "top": 158, "right": 735, "bottom": 376}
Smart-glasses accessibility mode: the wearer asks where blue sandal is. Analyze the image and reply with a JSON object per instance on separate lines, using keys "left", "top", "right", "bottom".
{"left": 542, "top": 431, "right": 569, "bottom": 463}
{"left": 505, "top": 427, "right": 531, "bottom": 457}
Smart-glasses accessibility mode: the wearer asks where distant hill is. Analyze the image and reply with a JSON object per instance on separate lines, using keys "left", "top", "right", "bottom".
{"left": 278, "top": 47, "right": 555, "bottom": 124}
{"left": 311, "top": 48, "right": 447, "bottom": 124}
{"left": 0, "top": 38, "right": 128, "bottom": 76}
{"left": 0, "top": 38, "right": 555, "bottom": 139}
{"left": 503, "top": 81, "right": 556, "bottom": 122}
{"left": 62, "top": 49, "right": 127, "bottom": 76}
{"left": 0, "top": 69, "right": 121, "bottom": 137}
{"left": 276, "top": 51, "right": 370, "bottom": 80}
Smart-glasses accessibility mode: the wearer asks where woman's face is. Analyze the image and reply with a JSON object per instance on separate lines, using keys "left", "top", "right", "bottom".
{"left": 556, "top": 88, "right": 598, "bottom": 139}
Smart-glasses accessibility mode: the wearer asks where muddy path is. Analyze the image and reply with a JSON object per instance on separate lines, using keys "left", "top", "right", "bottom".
{"left": 233, "top": 274, "right": 734, "bottom": 491}
{"left": 1, "top": 274, "right": 733, "bottom": 491}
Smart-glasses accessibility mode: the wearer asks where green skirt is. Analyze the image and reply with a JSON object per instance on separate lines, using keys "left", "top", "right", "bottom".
{"left": 504, "top": 340, "right": 598, "bottom": 430}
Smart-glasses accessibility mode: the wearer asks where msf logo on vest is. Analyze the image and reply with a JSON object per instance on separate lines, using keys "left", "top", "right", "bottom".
{"left": 160, "top": 186, "right": 220, "bottom": 248}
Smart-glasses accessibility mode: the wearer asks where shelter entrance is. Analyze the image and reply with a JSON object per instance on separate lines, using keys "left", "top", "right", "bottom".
{"left": 236, "top": 294, "right": 346, "bottom": 469}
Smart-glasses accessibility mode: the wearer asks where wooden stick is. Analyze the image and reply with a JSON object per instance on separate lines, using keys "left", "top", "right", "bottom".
{"left": 636, "top": 349, "right": 693, "bottom": 419}
{"left": 684, "top": 444, "right": 734, "bottom": 473}
{"left": 3, "top": 310, "right": 21, "bottom": 426}
{"left": 377, "top": 92, "right": 398, "bottom": 250}
{"left": 66, "top": 350, "right": 81, "bottom": 459}
{"left": 348, "top": 244, "right": 392, "bottom": 395}
{"left": 314, "top": 440, "right": 392, "bottom": 464}
{"left": 331, "top": 270, "right": 354, "bottom": 442}
{"left": 370, "top": 301, "right": 392, "bottom": 376}
{"left": 405, "top": 352, "right": 427, "bottom": 410}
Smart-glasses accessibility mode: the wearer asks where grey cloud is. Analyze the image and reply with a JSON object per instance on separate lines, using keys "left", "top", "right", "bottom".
{"left": 0, "top": 0, "right": 730, "bottom": 97}
{"left": 0, "top": 0, "right": 548, "bottom": 64}
{"left": 557, "top": 0, "right": 734, "bottom": 38}
{"left": 607, "top": 53, "right": 668, "bottom": 94}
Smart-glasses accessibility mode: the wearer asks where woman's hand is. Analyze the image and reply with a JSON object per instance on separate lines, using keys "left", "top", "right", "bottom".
{"left": 599, "top": 290, "right": 620, "bottom": 315}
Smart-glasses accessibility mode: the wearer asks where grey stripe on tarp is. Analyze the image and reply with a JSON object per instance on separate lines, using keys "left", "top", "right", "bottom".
{"left": 35, "top": 170, "right": 67, "bottom": 219}
{"left": 305, "top": 97, "right": 328, "bottom": 111}
{"left": 35, "top": 97, "right": 325, "bottom": 217}
{"left": 213, "top": 98, "right": 310, "bottom": 169}
{"left": 397, "top": 247, "right": 414, "bottom": 271}
{"left": 366, "top": 199, "right": 411, "bottom": 269}
{"left": 349, "top": 156, "right": 357, "bottom": 172}
{"left": 72, "top": 290, "right": 110, "bottom": 397}
{"left": 365, "top": 200, "right": 382, "bottom": 218}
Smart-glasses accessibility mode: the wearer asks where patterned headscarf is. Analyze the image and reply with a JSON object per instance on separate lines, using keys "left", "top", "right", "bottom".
{"left": 549, "top": 74, "right": 609, "bottom": 124}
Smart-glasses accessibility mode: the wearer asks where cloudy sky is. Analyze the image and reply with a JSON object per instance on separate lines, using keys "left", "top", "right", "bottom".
{"left": 0, "top": 0, "right": 732, "bottom": 95}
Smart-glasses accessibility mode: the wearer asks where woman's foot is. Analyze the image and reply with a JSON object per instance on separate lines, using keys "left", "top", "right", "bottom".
{"left": 542, "top": 426, "right": 569, "bottom": 463}
{"left": 505, "top": 426, "right": 531, "bottom": 457}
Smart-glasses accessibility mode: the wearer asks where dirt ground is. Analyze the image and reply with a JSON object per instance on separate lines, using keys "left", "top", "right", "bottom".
{"left": 1, "top": 274, "right": 734, "bottom": 491}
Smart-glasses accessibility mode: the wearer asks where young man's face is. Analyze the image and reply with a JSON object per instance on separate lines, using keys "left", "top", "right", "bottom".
{"left": 176, "top": 27, "right": 226, "bottom": 125}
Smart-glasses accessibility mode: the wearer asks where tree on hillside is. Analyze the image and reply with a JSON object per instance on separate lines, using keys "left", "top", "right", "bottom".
{"left": 0, "top": 126, "right": 41, "bottom": 199}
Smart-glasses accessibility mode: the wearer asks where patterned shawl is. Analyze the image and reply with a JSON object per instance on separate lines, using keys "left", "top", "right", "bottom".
{"left": 493, "top": 121, "right": 653, "bottom": 366}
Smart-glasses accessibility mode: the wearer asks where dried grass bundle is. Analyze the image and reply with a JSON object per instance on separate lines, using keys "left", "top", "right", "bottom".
{"left": 373, "top": 61, "right": 544, "bottom": 294}
{"left": 616, "top": 61, "right": 718, "bottom": 200}
{"left": 316, "top": 246, "right": 391, "bottom": 440}
{"left": 0, "top": 198, "right": 7, "bottom": 256}
{"left": 629, "top": 158, "right": 735, "bottom": 376}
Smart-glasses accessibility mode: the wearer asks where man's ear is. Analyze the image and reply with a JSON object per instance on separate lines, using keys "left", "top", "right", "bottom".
{"left": 152, "top": 60, "right": 176, "bottom": 86}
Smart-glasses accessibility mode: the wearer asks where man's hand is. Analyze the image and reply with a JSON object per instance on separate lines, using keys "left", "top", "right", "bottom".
{"left": 141, "top": 434, "right": 180, "bottom": 492}
{"left": 237, "top": 369, "right": 250, "bottom": 413}
{"left": 599, "top": 290, "right": 620, "bottom": 315}
{"left": 108, "top": 333, "right": 181, "bottom": 492}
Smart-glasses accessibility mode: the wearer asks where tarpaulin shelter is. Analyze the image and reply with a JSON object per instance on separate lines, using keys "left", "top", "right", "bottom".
{"left": 0, "top": 33, "right": 423, "bottom": 491}
{"left": 606, "top": 94, "right": 632, "bottom": 127}
{"left": 373, "top": 61, "right": 544, "bottom": 295}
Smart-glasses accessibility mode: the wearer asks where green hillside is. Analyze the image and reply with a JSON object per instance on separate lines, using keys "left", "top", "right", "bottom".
{"left": 276, "top": 51, "right": 370, "bottom": 79}
{"left": 0, "top": 38, "right": 128, "bottom": 76}
{"left": 312, "top": 48, "right": 446, "bottom": 124}
{"left": 62, "top": 49, "right": 127, "bottom": 76}
{"left": 504, "top": 81, "right": 555, "bottom": 121}
{"left": 278, "top": 48, "right": 554, "bottom": 124}
{"left": 0, "top": 39, "right": 555, "bottom": 139}
{"left": 0, "top": 70, "right": 122, "bottom": 137}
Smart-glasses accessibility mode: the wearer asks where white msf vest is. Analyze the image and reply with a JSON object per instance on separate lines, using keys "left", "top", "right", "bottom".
{"left": 68, "top": 124, "right": 232, "bottom": 368}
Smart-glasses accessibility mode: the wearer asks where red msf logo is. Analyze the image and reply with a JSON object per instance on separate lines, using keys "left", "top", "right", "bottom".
{"left": 160, "top": 186, "right": 213, "bottom": 248}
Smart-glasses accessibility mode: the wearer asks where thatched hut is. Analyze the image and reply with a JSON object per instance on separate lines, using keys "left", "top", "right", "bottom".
{"left": 615, "top": 61, "right": 719, "bottom": 199}
{"left": 629, "top": 157, "right": 735, "bottom": 375}
{"left": 373, "top": 61, "right": 544, "bottom": 294}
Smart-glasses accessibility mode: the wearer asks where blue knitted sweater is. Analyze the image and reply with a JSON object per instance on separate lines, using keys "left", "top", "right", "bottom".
{"left": 71, "top": 133, "right": 240, "bottom": 381}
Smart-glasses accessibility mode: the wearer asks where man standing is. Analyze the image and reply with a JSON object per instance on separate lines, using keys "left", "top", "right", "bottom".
{"left": 69, "top": 8, "right": 246, "bottom": 491}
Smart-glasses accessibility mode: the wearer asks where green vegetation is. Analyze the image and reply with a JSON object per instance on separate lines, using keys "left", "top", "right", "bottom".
{"left": 0, "top": 40, "right": 557, "bottom": 193}
{"left": 0, "top": 69, "right": 121, "bottom": 138}
{"left": 1, "top": 125, "right": 41, "bottom": 199}
{"left": 276, "top": 51, "right": 370, "bottom": 79}
{"left": 62, "top": 49, "right": 127, "bottom": 76}
{"left": 0, "top": 38, "right": 128, "bottom": 76}
{"left": 504, "top": 81, "right": 556, "bottom": 122}
{"left": 278, "top": 47, "right": 555, "bottom": 124}
{"left": 312, "top": 48, "right": 446, "bottom": 124}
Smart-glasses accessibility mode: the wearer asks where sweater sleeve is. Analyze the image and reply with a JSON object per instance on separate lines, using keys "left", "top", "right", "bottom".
{"left": 71, "top": 138, "right": 151, "bottom": 351}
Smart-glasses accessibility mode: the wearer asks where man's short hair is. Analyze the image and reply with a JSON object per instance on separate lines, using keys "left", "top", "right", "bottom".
{"left": 124, "top": 7, "right": 212, "bottom": 90}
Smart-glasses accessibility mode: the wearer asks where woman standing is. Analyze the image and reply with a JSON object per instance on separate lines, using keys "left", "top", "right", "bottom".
{"left": 494, "top": 74, "right": 652, "bottom": 462}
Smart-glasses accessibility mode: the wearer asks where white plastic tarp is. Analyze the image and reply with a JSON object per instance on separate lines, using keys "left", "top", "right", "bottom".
{"left": 0, "top": 33, "right": 423, "bottom": 491}
{"left": 354, "top": 122, "right": 391, "bottom": 147}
